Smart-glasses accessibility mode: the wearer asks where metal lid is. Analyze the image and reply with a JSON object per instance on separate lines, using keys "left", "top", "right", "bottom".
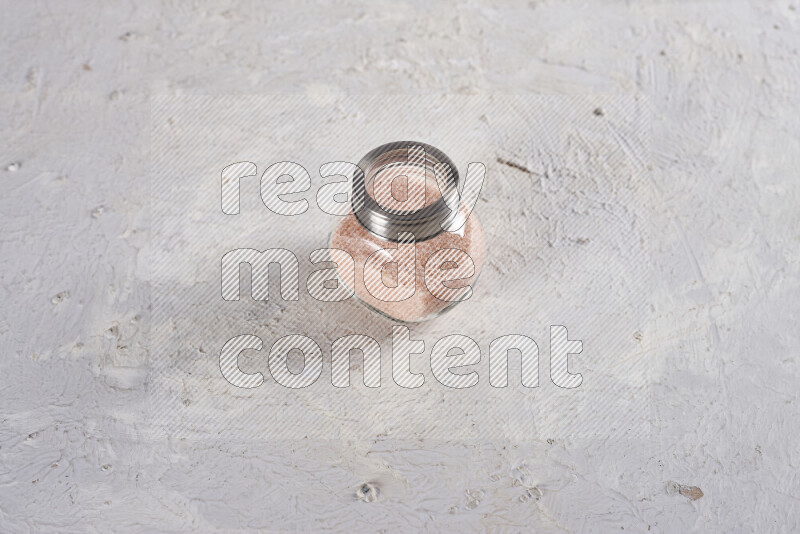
{"left": 352, "top": 141, "right": 460, "bottom": 242}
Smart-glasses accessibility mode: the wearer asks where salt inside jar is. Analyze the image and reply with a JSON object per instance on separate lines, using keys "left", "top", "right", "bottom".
{"left": 329, "top": 142, "right": 486, "bottom": 322}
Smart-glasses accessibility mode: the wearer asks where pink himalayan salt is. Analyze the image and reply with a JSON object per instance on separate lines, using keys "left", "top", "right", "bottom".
{"left": 367, "top": 163, "right": 442, "bottom": 211}
{"left": 330, "top": 171, "right": 485, "bottom": 322}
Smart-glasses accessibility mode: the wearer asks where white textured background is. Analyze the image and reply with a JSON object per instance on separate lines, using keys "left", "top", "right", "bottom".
{"left": 1, "top": 1, "right": 799, "bottom": 532}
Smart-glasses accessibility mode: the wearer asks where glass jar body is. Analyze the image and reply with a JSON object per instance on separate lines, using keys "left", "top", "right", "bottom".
{"left": 329, "top": 210, "right": 486, "bottom": 323}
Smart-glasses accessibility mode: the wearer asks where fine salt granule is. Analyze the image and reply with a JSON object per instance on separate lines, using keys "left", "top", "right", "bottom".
{"left": 329, "top": 143, "right": 486, "bottom": 322}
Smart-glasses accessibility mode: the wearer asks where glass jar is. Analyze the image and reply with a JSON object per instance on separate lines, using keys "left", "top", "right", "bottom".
{"left": 329, "top": 141, "right": 486, "bottom": 322}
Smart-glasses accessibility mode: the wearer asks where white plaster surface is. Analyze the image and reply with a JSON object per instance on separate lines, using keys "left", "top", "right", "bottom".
{"left": 1, "top": 1, "right": 799, "bottom": 532}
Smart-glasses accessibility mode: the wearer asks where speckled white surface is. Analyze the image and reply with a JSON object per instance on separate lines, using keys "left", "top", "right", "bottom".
{"left": 1, "top": 1, "right": 799, "bottom": 532}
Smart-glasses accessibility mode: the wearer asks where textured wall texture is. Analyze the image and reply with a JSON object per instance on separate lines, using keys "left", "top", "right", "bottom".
{"left": 1, "top": 1, "right": 799, "bottom": 532}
